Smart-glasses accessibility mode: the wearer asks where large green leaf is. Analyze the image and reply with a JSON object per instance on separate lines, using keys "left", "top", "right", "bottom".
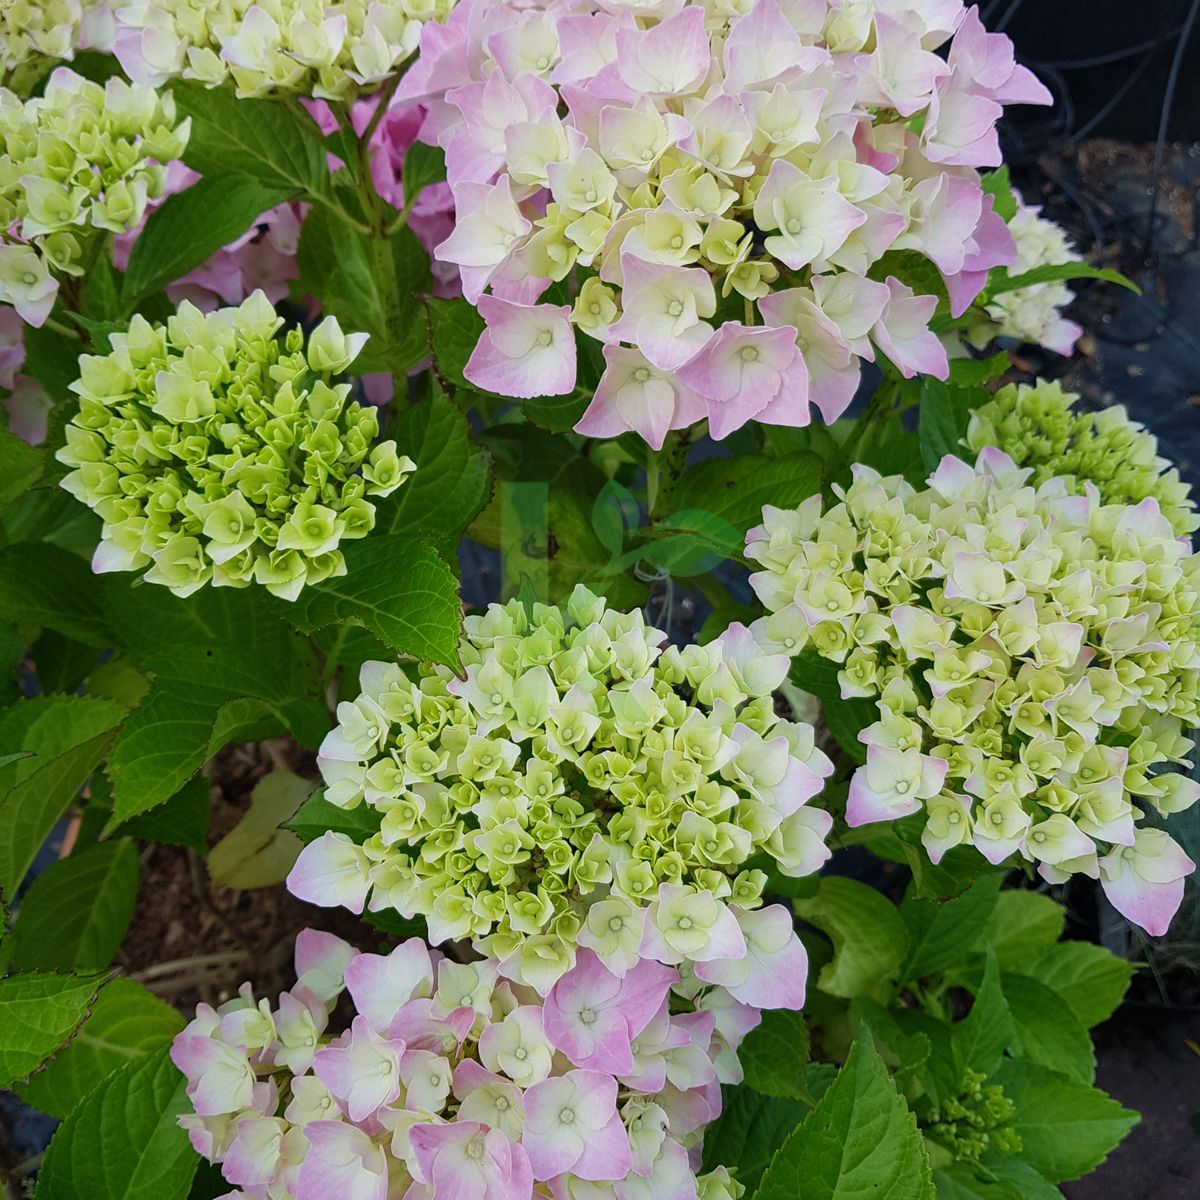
{"left": 701, "top": 1087, "right": 810, "bottom": 1195}
{"left": 287, "top": 533, "right": 463, "bottom": 668}
{"left": 298, "top": 206, "right": 431, "bottom": 373}
{"left": 0, "top": 542, "right": 110, "bottom": 645}
{"left": 103, "top": 584, "right": 325, "bottom": 828}
{"left": 671, "top": 452, "right": 823, "bottom": 535}
{"left": 403, "top": 142, "right": 446, "bottom": 207}
{"left": 172, "top": 81, "right": 330, "bottom": 200}
{"left": 795, "top": 877, "right": 910, "bottom": 999}
{"left": 377, "top": 391, "right": 492, "bottom": 557}
{"left": 992, "top": 1060, "right": 1138, "bottom": 1183}
{"left": 0, "top": 695, "right": 127, "bottom": 897}
{"left": 754, "top": 1034, "right": 935, "bottom": 1200}
{"left": 8, "top": 840, "right": 139, "bottom": 971}
{"left": 0, "top": 970, "right": 106, "bottom": 1088}
{"left": 919, "top": 380, "right": 986, "bottom": 473}
{"left": 951, "top": 951, "right": 1014, "bottom": 1081}
{"left": 0, "top": 428, "right": 44, "bottom": 506}
{"left": 123, "top": 175, "right": 296, "bottom": 307}
{"left": 286, "top": 789, "right": 382, "bottom": 844}
{"left": 16, "top": 978, "right": 183, "bottom": 1119}
{"left": 999, "top": 972, "right": 1094, "bottom": 1084}
{"left": 900, "top": 876, "right": 1001, "bottom": 983}
{"left": 737, "top": 1009, "right": 812, "bottom": 1101}
{"left": 1025, "top": 941, "right": 1134, "bottom": 1030}
{"left": 975, "top": 890, "right": 1064, "bottom": 970}
{"left": 933, "top": 1164, "right": 1022, "bottom": 1200}
{"left": 986, "top": 261, "right": 1138, "bottom": 298}
{"left": 118, "top": 776, "right": 212, "bottom": 853}
{"left": 427, "top": 298, "right": 484, "bottom": 390}
{"left": 36, "top": 1046, "right": 199, "bottom": 1200}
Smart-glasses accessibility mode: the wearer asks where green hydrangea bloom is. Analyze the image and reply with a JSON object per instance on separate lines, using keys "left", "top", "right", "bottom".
{"left": 112, "top": 0, "right": 460, "bottom": 101}
{"left": 0, "top": 68, "right": 189, "bottom": 323}
{"left": 0, "top": 1, "right": 94, "bottom": 88}
{"left": 297, "top": 587, "right": 835, "bottom": 993}
{"left": 967, "top": 380, "right": 1198, "bottom": 537}
{"left": 56, "top": 292, "right": 414, "bottom": 600}
{"left": 745, "top": 451, "right": 1200, "bottom": 917}
{"left": 926, "top": 1070, "right": 1021, "bottom": 1164}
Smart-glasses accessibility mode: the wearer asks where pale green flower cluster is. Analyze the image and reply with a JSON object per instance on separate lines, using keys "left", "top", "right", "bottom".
{"left": 313, "top": 587, "right": 833, "bottom": 992}
{"left": 0, "top": 68, "right": 188, "bottom": 325}
{"left": 113, "top": 0, "right": 459, "bottom": 101}
{"left": 56, "top": 292, "right": 413, "bottom": 599}
{"left": 746, "top": 451, "right": 1200, "bottom": 880}
{"left": 1, "top": 1, "right": 91, "bottom": 82}
{"left": 966, "top": 380, "right": 1198, "bottom": 538}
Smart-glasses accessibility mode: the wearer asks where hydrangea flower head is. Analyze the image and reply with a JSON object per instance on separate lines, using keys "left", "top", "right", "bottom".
{"left": 400, "top": 0, "right": 1051, "bottom": 444}
{"left": 746, "top": 451, "right": 1200, "bottom": 935}
{"left": 0, "top": 68, "right": 189, "bottom": 326}
{"left": 980, "top": 195, "right": 1082, "bottom": 354}
{"left": 288, "top": 587, "right": 833, "bottom": 994}
{"left": 113, "top": 0, "right": 461, "bottom": 101}
{"left": 966, "top": 379, "right": 1198, "bottom": 538}
{"left": 56, "top": 292, "right": 414, "bottom": 599}
{"left": 173, "top": 930, "right": 751, "bottom": 1200}
{"left": 0, "top": 0, "right": 109, "bottom": 87}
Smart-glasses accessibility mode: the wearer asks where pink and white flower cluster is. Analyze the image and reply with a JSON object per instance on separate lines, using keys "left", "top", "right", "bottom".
{"left": 173, "top": 929, "right": 752, "bottom": 1200}
{"left": 399, "top": 0, "right": 1050, "bottom": 447}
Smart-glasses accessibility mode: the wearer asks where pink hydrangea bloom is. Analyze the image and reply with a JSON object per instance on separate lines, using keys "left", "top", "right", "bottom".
{"left": 401, "top": 0, "right": 1049, "bottom": 445}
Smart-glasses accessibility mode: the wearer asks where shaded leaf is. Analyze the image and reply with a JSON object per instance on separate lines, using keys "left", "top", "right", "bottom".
{"left": 738, "top": 1009, "right": 811, "bottom": 1100}
{"left": 0, "top": 970, "right": 106, "bottom": 1088}
{"left": 701, "top": 1087, "right": 809, "bottom": 1195}
{"left": 1000, "top": 971, "right": 1095, "bottom": 1084}
{"left": 1026, "top": 941, "right": 1134, "bottom": 1030}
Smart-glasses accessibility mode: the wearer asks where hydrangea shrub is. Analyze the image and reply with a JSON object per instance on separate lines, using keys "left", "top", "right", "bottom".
{"left": 0, "top": 4, "right": 1187, "bottom": 1200}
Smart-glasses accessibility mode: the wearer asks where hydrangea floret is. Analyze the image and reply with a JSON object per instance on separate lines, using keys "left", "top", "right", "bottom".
{"left": 966, "top": 379, "right": 1199, "bottom": 538}
{"left": 172, "top": 928, "right": 751, "bottom": 1200}
{"left": 287, "top": 586, "right": 833, "bottom": 996}
{"left": 745, "top": 450, "right": 1199, "bottom": 935}
{"left": 978, "top": 194, "right": 1081, "bottom": 354}
{"left": 112, "top": 0, "right": 461, "bottom": 101}
{"left": 0, "top": 1, "right": 109, "bottom": 88}
{"left": 0, "top": 67, "right": 190, "bottom": 326}
{"left": 396, "top": 0, "right": 1051, "bottom": 446}
{"left": 55, "top": 291, "right": 414, "bottom": 600}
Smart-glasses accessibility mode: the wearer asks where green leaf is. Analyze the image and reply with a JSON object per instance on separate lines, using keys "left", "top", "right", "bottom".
{"left": 946, "top": 353, "right": 1011, "bottom": 388}
{"left": 81, "top": 257, "right": 123, "bottom": 324}
{"left": 0, "top": 542, "right": 111, "bottom": 645}
{"left": 21, "top": 324, "right": 82, "bottom": 402}
{"left": 933, "top": 1164, "right": 1022, "bottom": 1200}
{"left": 951, "top": 951, "right": 1014, "bottom": 1081}
{"left": 207, "top": 770, "right": 311, "bottom": 889}
{"left": 403, "top": 142, "right": 446, "bottom": 207}
{"left": 35, "top": 1045, "right": 199, "bottom": 1200}
{"left": 794, "top": 877, "right": 910, "bottom": 998}
{"left": 297, "top": 207, "right": 431, "bottom": 373}
{"left": 789, "top": 653, "right": 845, "bottom": 702}
{"left": 119, "top": 776, "right": 211, "bottom": 853}
{"left": 754, "top": 1034, "right": 935, "bottom": 1200}
{"left": 978, "top": 1156, "right": 1064, "bottom": 1200}
{"left": 976, "top": 890, "right": 1064, "bottom": 970}
{"left": 986, "top": 262, "right": 1139, "bottom": 298}
{"left": 819, "top": 695, "right": 875, "bottom": 764}
{"left": 16, "top": 978, "right": 183, "bottom": 1119}
{"left": 591, "top": 479, "right": 638, "bottom": 560}
{"left": 8, "top": 840, "right": 139, "bottom": 971}
{"left": 738, "top": 1009, "right": 811, "bottom": 1100}
{"left": 999, "top": 972, "right": 1095, "bottom": 1084}
{"left": 377, "top": 391, "right": 492, "bottom": 558}
{"left": 701, "top": 1087, "right": 810, "bottom": 1195}
{"left": 123, "top": 175, "right": 295, "bottom": 306}
{"left": 855, "top": 999, "right": 932, "bottom": 1079}
{"left": 427, "top": 297, "right": 485, "bottom": 389}
{"left": 1025, "top": 941, "right": 1133, "bottom": 1030}
{"left": 981, "top": 167, "right": 1018, "bottom": 223}
{"left": 172, "top": 81, "right": 330, "bottom": 200}
{"left": 0, "top": 695, "right": 127, "bottom": 898}
{"left": 0, "top": 970, "right": 106, "bottom": 1088}
{"left": 288, "top": 533, "right": 462, "bottom": 668}
{"left": 638, "top": 509, "right": 743, "bottom": 576}
{"left": 0, "top": 428, "right": 44, "bottom": 506}
{"left": 103, "top": 584, "right": 324, "bottom": 827}
{"left": 919, "top": 380, "right": 987, "bottom": 473}
{"left": 900, "top": 875, "right": 1001, "bottom": 982}
{"left": 523, "top": 391, "right": 592, "bottom": 433}
{"left": 991, "top": 1060, "right": 1138, "bottom": 1183}
{"left": 286, "top": 789, "right": 383, "bottom": 844}
{"left": 671, "top": 452, "right": 823, "bottom": 535}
